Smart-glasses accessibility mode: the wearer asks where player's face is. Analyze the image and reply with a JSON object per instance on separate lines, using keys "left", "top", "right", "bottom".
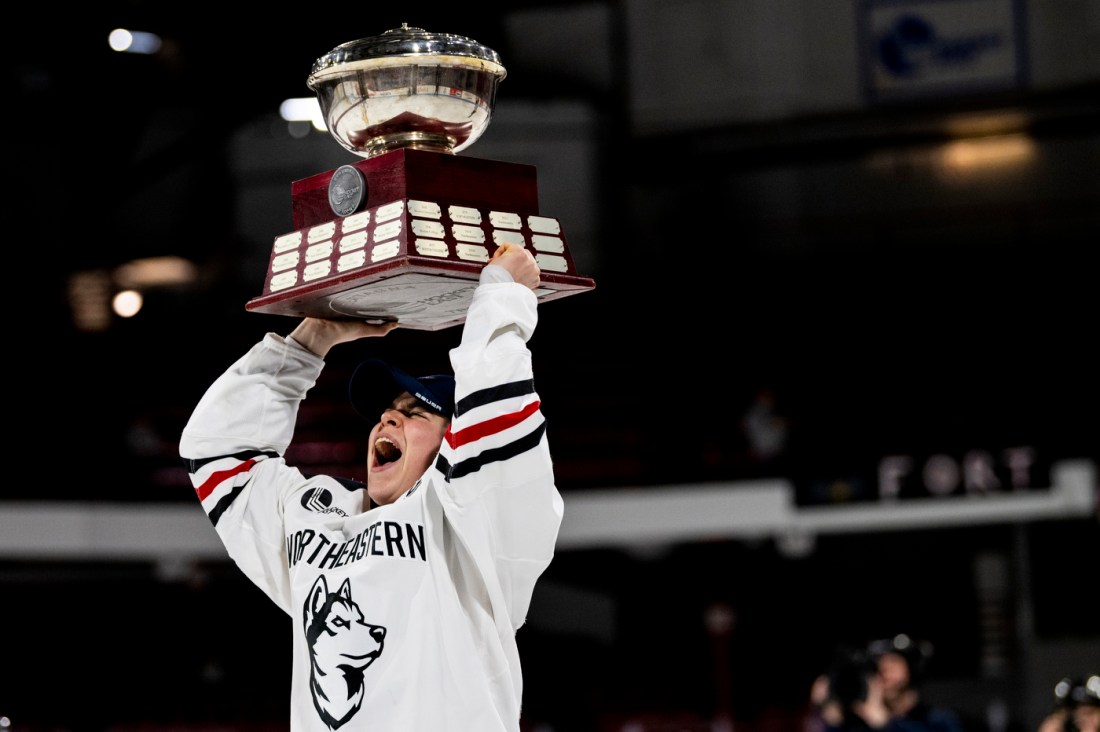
{"left": 366, "top": 392, "right": 449, "bottom": 506}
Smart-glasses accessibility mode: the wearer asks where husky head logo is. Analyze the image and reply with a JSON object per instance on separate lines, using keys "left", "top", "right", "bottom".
{"left": 304, "top": 575, "right": 387, "bottom": 729}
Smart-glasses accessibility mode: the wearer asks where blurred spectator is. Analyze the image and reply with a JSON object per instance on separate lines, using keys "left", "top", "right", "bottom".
{"left": 810, "top": 635, "right": 964, "bottom": 732}
{"left": 867, "top": 634, "right": 963, "bottom": 732}
{"left": 1040, "top": 675, "right": 1100, "bottom": 732}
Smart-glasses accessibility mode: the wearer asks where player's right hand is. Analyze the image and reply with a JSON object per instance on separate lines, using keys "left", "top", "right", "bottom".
{"left": 491, "top": 244, "right": 540, "bottom": 291}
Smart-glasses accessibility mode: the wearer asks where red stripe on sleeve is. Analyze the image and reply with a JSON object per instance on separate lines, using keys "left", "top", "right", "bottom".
{"left": 445, "top": 400, "right": 540, "bottom": 449}
{"left": 195, "top": 459, "right": 257, "bottom": 502}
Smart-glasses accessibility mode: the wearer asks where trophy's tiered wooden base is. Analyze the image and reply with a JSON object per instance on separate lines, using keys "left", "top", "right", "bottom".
{"left": 245, "top": 148, "right": 595, "bottom": 330}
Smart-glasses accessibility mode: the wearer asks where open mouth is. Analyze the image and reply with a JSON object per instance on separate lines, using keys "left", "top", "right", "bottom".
{"left": 374, "top": 437, "right": 401, "bottom": 466}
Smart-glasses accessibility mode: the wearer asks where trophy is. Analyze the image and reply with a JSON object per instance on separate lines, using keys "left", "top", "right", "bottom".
{"left": 245, "top": 24, "right": 596, "bottom": 330}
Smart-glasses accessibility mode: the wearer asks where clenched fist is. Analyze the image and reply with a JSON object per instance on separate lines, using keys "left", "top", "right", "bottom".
{"left": 490, "top": 244, "right": 540, "bottom": 291}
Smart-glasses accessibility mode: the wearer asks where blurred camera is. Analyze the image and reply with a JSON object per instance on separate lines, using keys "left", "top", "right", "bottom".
{"left": 1055, "top": 676, "right": 1100, "bottom": 708}
{"left": 1052, "top": 676, "right": 1100, "bottom": 732}
{"left": 826, "top": 646, "right": 878, "bottom": 708}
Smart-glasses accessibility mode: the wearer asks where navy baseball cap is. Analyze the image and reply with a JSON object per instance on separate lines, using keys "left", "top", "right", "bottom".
{"left": 348, "top": 358, "right": 455, "bottom": 422}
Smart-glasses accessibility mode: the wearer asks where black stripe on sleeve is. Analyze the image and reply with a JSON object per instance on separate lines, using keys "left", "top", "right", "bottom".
{"left": 435, "top": 453, "right": 452, "bottom": 477}
{"left": 207, "top": 480, "right": 248, "bottom": 528}
{"left": 438, "top": 420, "right": 547, "bottom": 482}
{"left": 181, "top": 449, "right": 280, "bottom": 475}
{"left": 454, "top": 379, "right": 535, "bottom": 419}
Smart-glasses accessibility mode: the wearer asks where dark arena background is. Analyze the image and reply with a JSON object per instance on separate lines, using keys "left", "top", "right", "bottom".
{"left": 5, "top": 1, "right": 1097, "bottom": 730}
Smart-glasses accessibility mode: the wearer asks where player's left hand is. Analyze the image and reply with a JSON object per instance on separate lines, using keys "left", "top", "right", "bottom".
{"left": 491, "top": 244, "right": 540, "bottom": 291}
{"left": 288, "top": 317, "right": 399, "bottom": 357}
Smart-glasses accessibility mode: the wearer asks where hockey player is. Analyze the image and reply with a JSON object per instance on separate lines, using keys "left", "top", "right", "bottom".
{"left": 180, "top": 244, "right": 562, "bottom": 731}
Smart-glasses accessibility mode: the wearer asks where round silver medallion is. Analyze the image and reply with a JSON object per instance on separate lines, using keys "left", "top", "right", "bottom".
{"left": 328, "top": 165, "right": 366, "bottom": 217}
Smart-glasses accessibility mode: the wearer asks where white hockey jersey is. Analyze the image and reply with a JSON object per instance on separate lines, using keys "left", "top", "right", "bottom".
{"left": 180, "top": 281, "right": 564, "bottom": 731}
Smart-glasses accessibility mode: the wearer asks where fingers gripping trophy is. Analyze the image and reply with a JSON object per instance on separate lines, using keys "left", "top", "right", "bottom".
{"left": 245, "top": 23, "right": 595, "bottom": 330}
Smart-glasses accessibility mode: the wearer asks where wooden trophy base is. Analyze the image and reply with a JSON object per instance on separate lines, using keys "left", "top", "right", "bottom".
{"left": 245, "top": 148, "right": 595, "bottom": 331}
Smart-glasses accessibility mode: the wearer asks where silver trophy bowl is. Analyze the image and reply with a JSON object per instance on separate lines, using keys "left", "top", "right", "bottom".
{"left": 307, "top": 24, "right": 507, "bottom": 158}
